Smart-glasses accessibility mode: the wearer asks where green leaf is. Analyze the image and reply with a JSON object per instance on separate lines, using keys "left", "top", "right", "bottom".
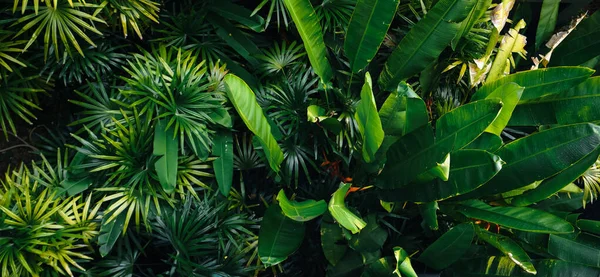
{"left": 436, "top": 99, "right": 503, "bottom": 150}
{"left": 209, "top": 15, "right": 261, "bottom": 67}
{"left": 509, "top": 77, "right": 600, "bottom": 126}
{"left": 258, "top": 204, "right": 305, "bottom": 267}
{"left": 393, "top": 247, "right": 418, "bottom": 277}
{"left": 419, "top": 223, "right": 474, "bottom": 270}
{"left": 355, "top": 72, "right": 384, "bottom": 163}
{"left": 474, "top": 67, "right": 594, "bottom": 102}
{"left": 458, "top": 200, "right": 574, "bottom": 233}
{"left": 551, "top": 11, "right": 600, "bottom": 66}
{"left": 380, "top": 150, "right": 503, "bottom": 203}
{"left": 321, "top": 212, "right": 349, "bottom": 266}
{"left": 362, "top": 257, "right": 395, "bottom": 277}
{"left": 344, "top": 0, "right": 399, "bottom": 72}
{"left": 578, "top": 219, "right": 600, "bottom": 236}
{"left": 445, "top": 257, "right": 600, "bottom": 277}
{"left": 378, "top": 0, "right": 477, "bottom": 90}
{"left": 378, "top": 82, "right": 428, "bottom": 137}
{"left": 535, "top": 0, "right": 560, "bottom": 50}
{"left": 277, "top": 190, "right": 327, "bottom": 221}
{"left": 154, "top": 119, "right": 178, "bottom": 194}
{"left": 511, "top": 147, "right": 600, "bottom": 207}
{"left": 59, "top": 177, "right": 91, "bottom": 196}
{"left": 98, "top": 212, "right": 126, "bottom": 257}
{"left": 282, "top": 0, "right": 333, "bottom": 82}
{"left": 548, "top": 233, "right": 600, "bottom": 269}
{"left": 419, "top": 202, "right": 439, "bottom": 230}
{"left": 224, "top": 74, "right": 284, "bottom": 172}
{"left": 213, "top": 131, "right": 234, "bottom": 196}
{"left": 463, "top": 123, "right": 600, "bottom": 198}
{"left": 451, "top": 0, "right": 493, "bottom": 49}
{"left": 463, "top": 133, "right": 503, "bottom": 152}
{"left": 377, "top": 124, "right": 455, "bottom": 189}
{"left": 210, "top": 1, "right": 265, "bottom": 32}
{"left": 350, "top": 215, "right": 388, "bottom": 253}
{"left": 329, "top": 183, "right": 367, "bottom": 234}
{"left": 475, "top": 227, "right": 537, "bottom": 274}
{"left": 472, "top": 83, "right": 523, "bottom": 136}
{"left": 327, "top": 251, "right": 365, "bottom": 276}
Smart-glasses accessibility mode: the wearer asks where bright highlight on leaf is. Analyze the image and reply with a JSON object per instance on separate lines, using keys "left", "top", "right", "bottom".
{"left": 277, "top": 189, "right": 327, "bottom": 221}
{"left": 328, "top": 183, "right": 367, "bottom": 234}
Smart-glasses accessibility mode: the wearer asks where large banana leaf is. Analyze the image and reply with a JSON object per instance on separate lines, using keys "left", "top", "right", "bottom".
{"left": 443, "top": 257, "right": 600, "bottom": 277}
{"left": 419, "top": 202, "right": 439, "bottom": 230}
{"left": 548, "top": 233, "right": 600, "bottom": 269}
{"left": 213, "top": 130, "right": 233, "bottom": 196}
{"left": 223, "top": 74, "right": 284, "bottom": 172}
{"left": 550, "top": 11, "right": 600, "bottom": 66}
{"left": 355, "top": 72, "right": 384, "bottom": 163}
{"left": 349, "top": 215, "right": 388, "bottom": 253}
{"left": 344, "top": 0, "right": 399, "bottom": 73}
{"left": 462, "top": 123, "right": 600, "bottom": 198}
{"left": 321, "top": 212, "right": 348, "bottom": 266}
{"left": 458, "top": 200, "right": 573, "bottom": 233}
{"left": 153, "top": 119, "right": 178, "bottom": 194}
{"left": 329, "top": 183, "right": 367, "bottom": 234}
{"left": 509, "top": 77, "right": 600, "bottom": 126}
{"left": 464, "top": 132, "right": 503, "bottom": 152}
{"left": 258, "top": 204, "right": 305, "bottom": 267}
{"left": 475, "top": 227, "right": 536, "bottom": 274}
{"left": 282, "top": 0, "right": 333, "bottom": 82}
{"left": 379, "top": 82, "right": 428, "bottom": 137}
{"left": 474, "top": 67, "right": 594, "bottom": 102}
{"left": 511, "top": 147, "right": 600, "bottom": 206}
{"left": 535, "top": 0, "right": 560, "bottom": 50}
{"left": 378, "top": 0, "right": 476, "bottom": 90}
{"left": 277, "top": 189, "right": 326, "bottom": 221}
{"left": 379, "top": 150, "right": 503, "bottom": 202}
{"left": 376, "top": 124, "right": 455, "bottom": 189}
{"left": 472, "top": 83, "right": 523, "bottom": 136}
{"left": 436, "top": 99, "right": 502, "bottom": 150}
{"left": 419, "top": 223, "right": 474, "bottom": 270}
{"left": 451, "top": 0, "right": 492, "bottom": 49}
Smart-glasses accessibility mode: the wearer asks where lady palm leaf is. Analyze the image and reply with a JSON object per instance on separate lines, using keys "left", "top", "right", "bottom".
{"left": 0, "top": 70, "right": 44, "bottom": 139}
{"left": 314, "top": 0, "right": 355, "bottom": 34}
{"left": 97, "top": 0, "right": 160, "bottom": 39}
{"left": 580, "top": 159, "right": 600, "bottom": 208}
{"left": 0, "top": 25, "right": 27, "bottom": 75}
{"left": 11, "top": 0, "right": 105, "bottom": 59}
{"left": 256, "top": 41, "right": 306, "bottom": 78}
{"left": 252, "top": 0, "right": 289, "bottom": 29}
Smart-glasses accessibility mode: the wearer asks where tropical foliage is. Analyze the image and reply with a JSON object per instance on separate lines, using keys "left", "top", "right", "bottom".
{"left": 2, "top": 0, "right": 600, "bottom": 276}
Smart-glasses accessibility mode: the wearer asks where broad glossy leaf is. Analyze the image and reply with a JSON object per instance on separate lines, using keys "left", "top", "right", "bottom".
{"left": 415, "top": 153, "right": 450, "bottom": 183}
{"left": 277, "top": 190, "right": 326, "bottom": 221}
{"left": 474, "top": 67, "right": 594, "bottom": 102}
{"left": 393, "top": 247, "right": 418, "bottom": 277}
{"left": 327, "top": 251, "right": 365, "bottom": 276}
{"left": 377, "top": 124, "right": 455, "bottom": 189}
{"left": 98, "top": 212, "right": 126, "bottom": 257}
{"left": 451, "top": 0, "right": 493, "bottom": 49}
{"left": 329, "top": 183, "right": 367, "bottom": 234}
{"left": 458, "top": 200, "right": 574, "bottom": 233}
{"left": 379, "top": 82, "right": 428, "bottom": 137}
{"left": 535, "top": 0, "right": 560, "bottom": 49}
{"left": 282, "top": 0, "right": 333, "bottom": 81}
{"left": 213, "top": 131, "right": 234, "bottom": 196}
{"left": 578, "top": 219, "right": 600, "bottom": 235}
{"left": 350, "top": 215, "right": 388, "bottom": 253}
{"left": 210, "top": 1, "right": 265, "bottom": 32}
{"left": 59, "top": 177, "right": 92, "bottom": 196}
{"left": 380, "top": 150, "right": 502, "bottom": 203}
{"left": 463, "top": 132, "right": 503, "bottom": 152}
{"left": 209, "top": 15, "right": 261, "bottom": 66}
{"left": 511, "top": 147, "right": 600, "bottom": 207}
{"left": 378, "top": 0, "right": 476, "bottom": 90}
{"left": 419, "top": 202, "right": 439, "bottom": 230}
{"left": 475, "top": 227, "right": 536, "bottom": 274}
{"left": 345, "top": 0, "right": 399, "bottom": 72}
{"left": 258, "top": 204, "right": 305, "bottom": 267}
{"left": 551, "top": 11, "right": 600, "bottom": 66}
{"left": 510, "top": 77, "right": 600, "bottom": 126}
{"left": 224, "top": 74, "right": 284, "bottom": 172}
{"left": 471, "top": 83, "right": 523, "bottom": 136}
{"left": 355, "top": 72, "right": 384, "bottom": 163}
{"left": 321, "top": 212, "right": 348, "bottom": 266}
{"left": 419, "top": 223, "right": 474, "bottom": 270}
{"left": 154, "top": 119, "right": 178, "bottom": 194}
{"left": 463, "top": 123, "right": 600, "bottom": 197}
{"left": 548, "top": 233, "right": 600, "bottom": 268}
{"left": 436, "top": 99, "right": 502, "bottom": 150}
{"left": 535, "top": 194, "right": 584, "bottom": 214}
{"left": 362, "top": 257, "right": 395, "bottom": 277}
{"left": 443, "top": 257, "right": 600, "bottom": 277}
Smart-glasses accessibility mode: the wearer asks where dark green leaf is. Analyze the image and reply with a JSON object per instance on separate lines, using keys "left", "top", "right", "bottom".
{"left": 378, "top": 82, "right": 428, "bottom": 137}
{"left": 451, "top": 0, "right": 493, "bottom": 49}
{"left": 471, "top": 83, "right": 523, "bottom": 136}
{"left": 98, "top": 212, "right": 126, "bottom": 257}
{"left": 419, "top": 223, "right": 474, "bottom": 270}
{"left": 362, "top": 257, "right": 395, "bottom": 277}
{"left": 548, "top": 233, "right": 600, "bottom": 268}
{"left": 154, "top": 119, "right": 178, "bottom": 194}
{"left": 419, "top": 202, "right": 439, "bottom": 230}
{"left": 463, "top": 133, "right": 503, "bottom": 152}
{"left": 475, "top": 227, "right": 537, "bottom": 274}
{"left": 551, "top": 11, "right": 600, "bottom": 66}
{"left": 213, "top": 131, "right": 234, "bottom": 196}
{"left": 535, "top": 0, "right": 560, "bottom": 50}
{"left": 393, "top": 247, "right": 418, "bottom": 277}
{"left": 350, "top": 215, "right": 388, "bottom": 253}
{"left": 322, "top": 212, "right": 349, "bottom": 266}
{"left": 258, "top": 204, "right": 305, "bottom": 267}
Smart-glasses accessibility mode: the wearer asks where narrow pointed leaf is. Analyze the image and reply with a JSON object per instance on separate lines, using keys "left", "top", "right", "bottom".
{"left": 213, "top": 131, "right": 234, "bottom": 196}
{"left": 355, "top": 72, "right": 384, "bottom": 163}
{"left": 378, "top": 0, "right": 477, "bottom": 90}
{"left": 98, "top": 212, "right": 126, "bottom": 257}
{"left": 224, "top": 74, "right": 284, "bottom": 172}
{"left": 474, "top": 67, "right": 594, "bottom": 102}
{"left": 277, "top": 190, "right": 326, "bottom": 221}
{"left": 154, "top": 119, "right": 178, "bottom": 194}
{"left": 329, "top": 183, "right": 367, "bottom": 234}
{"left": 445, "top": 257, "right": 600, "bottom": 277}
{"left": 451, "top": 0, "right": 493, "bottom": 49}
{"left": 282, "top": 0, "right": 332, "bottom": 81}
{"left": 475, "top": 227, "right": 537, "bottom": 274}
{"left": 458, "top": 200, "right": 574, "bottom": 233}
{"left": 420, "top": 223, "right": 474, "bottom": 270}
{"left": 345, "top": 0, "right": 399, "bottom": 72}
{"left": 548, "top": 233, "right": 600, "bottom": 268}
{"left": 535, "top": 0, "right": 560, "bottom": 50}
{"left": 258, "top": 204, "right": 305, "bottom": 267}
